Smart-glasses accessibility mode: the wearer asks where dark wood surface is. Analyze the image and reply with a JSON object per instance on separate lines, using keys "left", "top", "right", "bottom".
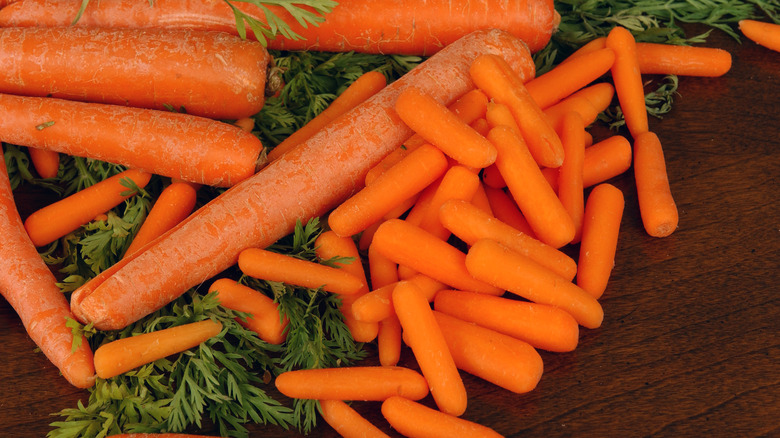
{"left": 2, "top": 28, "right": 779, "bottom": 438}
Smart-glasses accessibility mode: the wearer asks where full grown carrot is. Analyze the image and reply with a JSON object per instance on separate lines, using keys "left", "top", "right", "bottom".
{"left": 23, "top": 169, "right": 152, "bottom": 247}
{"left": 69, "top": 29, "right": 536, "bottom": 331}
{"left": 207, "top": 278, "right": 288, "bottom": 345}
{"left": 739, "top": 19, "right": 780, "bottom": 53}
{"left": 417, "top": 165, "right": 481, "bottom": 240}
{"left": 267, "top": 71, "right": 388, "bottom": 162}
{"left": 28, "top": 148, "right": 59, "bottom": 179}
{"left": 433, "top": 289, "right": 579, "bottom": 353}
{"left": 466, "top": 238, "right": 604, "bottom": 329}
{"left": 319, "top": 399, "right": 391, "bottom": 438}
{"left": 633, "top": 131, "right": 679, "bottom": 237}
{"left": 433, "top": 311, "right": 543, "bottom": 394}
{"left": 382, "top": 396, "right": 503, "bottom": 438}
{"left": 543, "top": 82, "right": 616, "bottom": 131}
{"left": 606, "top": 26, "right": 648, "bottom": 138}
{"left": 93, "top": 319, "right": 222, "bottom": 379}
{"left": 577, "top": 184, "right": 625, "bottom": 299}
{"left": 393, "top": 281, "right": 468, "bottom": 416}
{"left": 274, "top": 366, "right": 429, "bottom": 401}
{"left": 0, "top": 156, "right": 96, "bottom": 388}
{"left": 0, "top": 0, "right": 559, "bottom": 55}
{"left": 557, "top": 111, "right": 587, "bottom": 244}
{"left": 0, "top": 93, "right": 263, "bottom": 187}
{"left": 525, "top": 47, "right": 615, "bottom": 109}
{"left": 483, "top": 186, "right": 535, "bottom": 237}
{"left": 582, "top": 135, "right": 633, "bottom": 188}
{"left": 0, "top": 27, "right": 270, "bottom": 120}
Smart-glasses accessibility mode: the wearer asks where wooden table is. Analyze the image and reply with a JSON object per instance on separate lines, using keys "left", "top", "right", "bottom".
{"left": 2, "top": 28, "right": 779, "bottom": 438}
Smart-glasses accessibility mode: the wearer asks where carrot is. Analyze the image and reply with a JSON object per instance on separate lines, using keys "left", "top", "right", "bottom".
{"left": 633, "top": 131, "right": 679, "bottom": 237}
{"left": 485, "top": 101, "right": 520, "bottom": 132}
{"left": 438, "top": 199, "right": 577, "bottom": 281}
{"left": 634, "top": 42, "right": 732, "bottom": 76}
{"left": 274, "top": 366, "right": 430, "bottom": 401}
{"left": 470, "top": 181, "right": 493, "bottom": 215}
{"left": 382, "top": 396, "right": 504, "bottom": 438}
{"left": 69, "top": 29, "right": 536, "bottom": 331}
{"left": 93, "top": 319, "right": 222, "bottom": 379}
{"left": 406, "top": 273, "right": 448, "bottom": 302}
{"left": 351, "top": 283, "right": 397, "bottom": 323}
{"left": 433, "top": 311, "right": 543, "bottom": 394}
{"left": 207, "top": 278, "right": 288, "bottom": 345}
{"left": 417, "top": 165, "right": 481, "bottom": 240}
{"left": 739, "top": 19, "right": 780, "bottom": 53}
{"left": 402, "top": 175, "right": 443, "bottom": 227}
{"left": 582, "top": 135, "right": 633, "bottom": 188}
{"left": 394, "top": 87, "right": 498, "bottom": 169}
{"left": 561, "top": 37, "right": 608, "bottom": 63}
{"left": 106, "top": 434, "right": 226, "bottom": 438}
{"left": 557, "top": 111, "right": 587, "bottom": 244}
{"left": 0, "top": 93, "right": 263, "bottom": 187}
{"left": 0, "top": 0, "right": 560, "bottom": 55}
{"left": 377, "top": 316, "right": 403, "bottom": 367}
{"left": 319, "top": 399, "right": 391, "bottom": 438}
{"left": 470, "top": 53, "right": 564, "bottom": 168}
{"left": 465, "top": 239, "right": 604, "bottom": 329}
{"left": 23, "top": 169, "right": 152, "bottom": 247}
{"left": 0, "top": 155, "right": 96, "bottom": 388}
{"left": 393, "top": 281, "right": 467, "bottom": 416}
{"left": 0, "top": 27, "right": 270, "bottom": 120}
{"left": 543, "top": 82, "right": 615, "bottom": 131}
{"left": 488, "top": 125, "right": 576, "bottom": 248}
{"left": 433, "top": 289, "right": 579, "bottom": 353}
{"left": 28, "top": 148, "right": 59, "bottom": 179}
{"left": 368, "top": 244, "right": 399, "bottom": 290}
{"left": 238, "top": 247, "right": 365, "bottom": 295}
{"left": 233, "top": 117, "right": 255, "bottom": 133}
{"left": 328, "top": 144, "right": 449, "bottom": 238}
{"left": 267, "top": 71, "right": 388, "bottom": 162}
{"left": 483, "top": 186, "right": 535, "bottom": 237}
{"left": 606, "top": 26, "right": 648, "bottom": 138}
{"left": 577, "top": 184, "right": 625, "bottom": 299}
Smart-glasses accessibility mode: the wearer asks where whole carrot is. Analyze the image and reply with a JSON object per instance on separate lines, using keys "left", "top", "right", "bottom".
{"left": 416, "top": 165, "right": 481, "bottom": 240}
{"left": 740, "top": 19, "right": 780, "bottom": 53}
{"left": 557, "top": 111, "right": 587, "bottom": 244}
{"left": 382, "top": 396, "right": 504, "bottom": 438}
{"left": 543, "top": 82, "right": 615, "bottom": 132}
{"left": 606, "top": 26, "right": 649, "bottom": 138}
{"left": 582, "top": 135, "right": 633, "bottom": 188}
{"left": 28, "top": 148, "right": 59, "bottom": 179}
{"left": 634, "top": 42, "right": 732, "bottom": 77}
{"left": 577, "top": 184, "right": 625, "bottom": 299}
{"left": 482, "top": 186, "right": 536, "bottom": 237}
{"left": 274, "top": 366, "right": 430, "bottom": 401}
{"left": 525, "top": 47, "right": 615, "bottom": 109}
{"left": 319, "top": 399, "right": 391, "bottom": 438}
{"left": 377, "top": 316, "right": 403, "bottom": 367}
{"left": 207, "top": 278, "right": 288, "bottom": 345}
{"left": 633, "top": 131, "right": 679, "bottom": 237}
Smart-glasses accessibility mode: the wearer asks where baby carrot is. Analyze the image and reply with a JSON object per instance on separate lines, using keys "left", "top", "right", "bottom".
{"left": 633, "top": 131, "right": 679, "bottom": 237}
{"left": 606, "top": 26, "right": 649, "bottom": 138}
{"left": 28, "top": 148, "right": 59, "bottom": 179}
{"left": 485, "top": 101, "right": 520, "bottom": 132}
{"left": 470, "top": 181, "right": 493, "bottom": 215}
{"left": 382, "top": 396, "right": 503, "bottom": 438}
{"left": 417, "top": 165, "right": 481, "bottom": 240}
{"left": 233, "top": 117, "right": 255, "bottom": 132}
{"left": 319, "top": 399, "right": 391, "bottom": 438}
{"left": 634, "top": 42, "right": 732, "bottom": 77}
{"left": 739, "top": 19, "right": 780, "bottom": 53}
{"left": 106, "top": 434, "right": 226, "bottom": 438}
{"left": 557, "top": 111, "right": 587, "bottom": 244}
{"left": 368, "top": 243, "right": 400, "bottom": 289}
{"left": 351, "top": 283, "right": 397, "bottom": 323}
{"left": 483, "top": 186, "right": 535, "bottom": 237}
{"left": 561, "top": 37, "right": 608, "bottom": 63}
{"left": 274, "top": 366, "right": 430, "bottom": 401}
{"left": 525, "top": 47, "right": 615, "bottom": 109}
{"left": 208, "top": 278, "right": 288, "bottom": 345}
{"left": 582, "top": 135, "right": 633, "bottom": 188}
{"left": 93, "top": 319, "right": 222, "bottom": 379}
{"left": 466, "top": 238, "right": 604, "bottom": 329}
{"left": 24, "top": 168, "right": 152, "bottom": 247}
{"left": 577, "top": 184, "right": 625, "bottom": 299}
{"left": 377, "top": 316, "right": 403, "bottom": 367}
{"left": 543, "top": 82, "right": 615, "bottom": 131}
{"left": 393, "top": 281, "right": 468, "bottom": 416}
{"left": 238, "top": 247, "right": 365, "bottom": 295}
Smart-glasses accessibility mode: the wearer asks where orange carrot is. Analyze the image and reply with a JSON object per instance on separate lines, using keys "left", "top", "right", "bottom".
{"left": 406, "top": 273, "right": 448, "bottom": 302}
{"left": 470, "top": 53, "right": 564, "bottom": 168}
{"left": 0, "top": 27, "right": 270, "bottom": 119}
{"left": 267, "top": 71, "right": 387, "bottom": 162}
{"left": 28, "top": 148, "right": 59, "bottom": 179}
{"left": 606, "top": 26, "right": 648, "bottom": 138}
{"left": 106, "top": 434, "right": 226, "bottom": 438}
{"left": 634, "top": 42, "right": 732, "bottom": 76}
{"left": 369, "top": 243, "right": 399, "bottom": 289}
{"left": 393, "top": 281, "right": 467, "bottom": 416}
{"left": 382, "top": 396, "right": 503, "bottom": 438}
{"left": 233, "top": 117, "right": 255, "bottom": 133}
{"left": 69, "top": 29, "right": 536, "bottom": 331}
{"left": 358, "top": 220, "right": 383, "bottom": 251}
{"left": 401, "top": 175, "right": 443, "bottom": 228}
{"left": 319, "top": 399, "right": 391, "bottom": 438}
{"left": 417, "top": 165, "right": 481, "bottom": 240}
{"left": 470, "top": 181, "right": 493, "bottom": 215}
{"left": 377, "top": 316, "right": 403, "bottom": 367}
{"left": 23, "top": 169, "right": 152, "bottom": 247}
{"left": 577, "top": 184, "right": 625, "bottom": 299}
{"left": 0, "top": 156, "right": 96, "bottom": 388}
{"left": 207, "top": 278, "right": 288, "bottom": 345}
{"left": 485, "top": 101, "right": 520, "bottom": 132}
{"left": 0, "top": 93, "right": 263, "bottom": 187}
{"left": 466, "top": 239, "right": 604, "bottom": 329}
{"left": 488, "top": 125, "right": 575, "bottom": 248}
{"left": 93, "top": 319, "right": 222, "bottom": 379}
{"left": 433, "top": 311, "right": 543, "bottom": 394}
{"left": 351, "top": 283, "right": 397, "bottom": 323}
{"left": 525, "top": 47, "right": 615, "bottom": 109}
{"left": 557, "top": 111, "right": 587, "bottom": 244}
{"left": 582, "top": 135, "right": 633, "bottom": 188}
{"left": 544, "top": 82, "right": 615, "bottom": 131}
{"left": 433, "top": 289, "right": 579, "bottom": 353}
{"left": 483, "top": 186, "right": 535, "bottom": 237}
{"left": 561, "top": 37, "right": 608, "bottom": 63}
{"left": 739, "top": 19, "right": 780, "bottom": 53}
{"left": 274, "top": 366, "right": 430, "bottom": 401}
{"left": 633, "top": 131, "right": 678, "bottom": 237}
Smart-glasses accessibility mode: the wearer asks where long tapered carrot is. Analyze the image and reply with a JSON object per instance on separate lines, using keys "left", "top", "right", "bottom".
{"left": 433, "top": 289, "right": 579, "bottom": 353}
{"left": 466, "top": 239, "right": 604, "bottom": 329}
{"left": 207, "top": 278, "right": 288, "bottom": 345}
{"left": 543, "top": 82, "right": 615, "bottom": 131}
{"left": 482, "top": 186, "right": 535, "bottom": 237}
{"left": 0, "top": 155, "right": 96, "bottom": 388}
{"left": 577, "top": 184, "right": 625, "bottom": 299}
{"left": 417, "top": 165, "right": 481, "bottom": 240}
{"left": 525, "top": 47, "right": 615, "bottom": 109}
{"left": 28, "top": 148, "right": 59, "bottom": 179}
{"left": 69, "top": 29, "right": 536, "bottom": 331}
{"left": 274, "top": 366, "right": 430, "bottom": 401}
{"left": 433, "top": 311, "right": 543, "bottom": 394}
{"left": 382, "top": 396, "right": 504, "bottom": 438}
{"left": 23, "top": 169, "right": 152, "bottom": 247}
{"left": 557, "top": 111, "right": 587, "bottom": 244}
{"left": 393, "top": 281, "right": 467, "bottom": 416}
{"left": 319, "top": 399, "right": 391, "bottom": 438}
{"left": 633, "top": 131, "right": 678, "bottom": 237}
{"left": 93, "top": 319, "right": 222, "bottom": 379}
{"left": 606, "top": 26, "right": 648, "bottom": 138}
{"left": 0, "top": 26, "right": 270, "bottom": 120}
{"left": 740, "top": 19, "right": 780, "bottom": 53}
{"left": 0, "top": 0, "right": 559, "bottom": 55}
{"left": 582, "top": 135, "right": 633, "bottom": 188}
{"left": 267, "top": 71, "right": 388, "bottom": 162}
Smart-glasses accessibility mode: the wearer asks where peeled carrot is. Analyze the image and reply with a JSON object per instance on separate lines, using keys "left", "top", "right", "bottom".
{"left": 606, "top": 26, "right": 649, "bottom": 138}
{"left": 382, "top": 396, "right": 503, "bottom": 438}
{"left": 319, "top": 399, "right": 391, "bottom": 438}
{"left": 485, "top": 101, "right": 520, "bottom": 132}
{"left": 525, "top": 47, "right": 615, "bottom": 109}
{"left": 23, "top": 169, "right": 152, "bottom": 247}
{"left": 466, "top": 239, "right": 604, "bottom": 329}
{"left": 417, "top": 165, "right": 481, "bottom": 240}
{"left": 633, "top": 131, "right": 679, "bottom": 237}
{"left": 470, "top": 181, "right": 493, "bottom": 215}
{"left": 557, "top": 111, "right": 587, "bottom": 244}
{"left": 106, "top": 434, "right": 226, "bottom": 438}
{"left": 28, "top": 148, "right": 59, "bottom": 179}
{"left": 0, "top": 93, "right": 263, "bottom": 187}
{"left": 377, "top": 316, "right": 403, "bottom": 367}
{"left": 0, "top": 156, "right": 96, "bottom": 388}
{"left": 274, "top": 366, "right": 429, "bottom": 401}
{"left": 351, "top": 283, "right": 397, "bottom": 323}
{"left": 582, "top": 135, "right": 633, "bottom": 188}
{"left": 740, "top": 19, "right": 780, "bottom": 53}
{"left": 577, "top": 184, "right": 625, "bottom": 299}
{"left": 93, "top": 319, "right": 222, "bottom": 379}
{"left": 634, "top": 42, "right": 732, "bottom": 76}
{"left": 207, "top": 278, "right": 288, "bottom": 345}
{"left": 233, "top": 117, "right": 255, "bottom": 133}
{"left": 483, "top": 186, "right": 535, "bottom": 237}
{"left": 368, "top": 243, "right": 400, "bottom": 289}
{"left": 0, "top": 27, "right": 270, "bottom": 120}
{"left": 393, "top": 281, "right": 467, "bottom": 416}
{"left": 543, "top": 82, "right": 616, "bottom": 131}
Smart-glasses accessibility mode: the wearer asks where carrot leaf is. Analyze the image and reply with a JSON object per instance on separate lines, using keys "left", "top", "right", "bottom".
{"left": 224, "top": 0, "right": 338, "bottom": 46}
